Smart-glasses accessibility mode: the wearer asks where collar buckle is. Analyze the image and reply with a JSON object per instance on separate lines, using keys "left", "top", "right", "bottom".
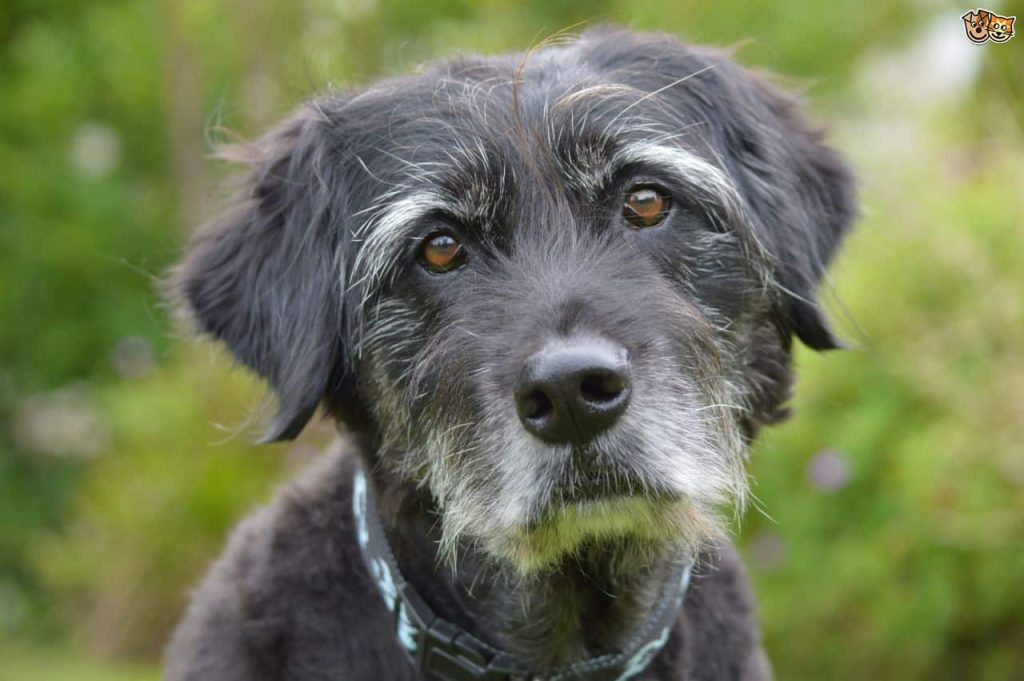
{"left": 397, "top": 582, "right": 521, "bottom": 681}
{"left": 419, "top": 616, "right": 521, "bottom": 681}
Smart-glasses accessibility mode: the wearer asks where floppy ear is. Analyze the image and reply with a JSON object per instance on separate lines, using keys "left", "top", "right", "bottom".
{"left": 175, "top": 108, "right": 349, "bottom": 442}
{"left": 727, "top": 74, "right": 857, "bottom": 350}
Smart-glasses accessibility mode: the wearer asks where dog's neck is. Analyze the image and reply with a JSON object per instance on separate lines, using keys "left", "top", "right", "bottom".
{"left": 374, "top": 470, "right": 682, "bottom": 671}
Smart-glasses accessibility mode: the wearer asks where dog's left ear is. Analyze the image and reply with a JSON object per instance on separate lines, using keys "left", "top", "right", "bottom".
{"left": 174, "top": 107, "right": 351, "bottom": 442}
{"left": 726, "top": 74, "right": 857, "bottom": 351}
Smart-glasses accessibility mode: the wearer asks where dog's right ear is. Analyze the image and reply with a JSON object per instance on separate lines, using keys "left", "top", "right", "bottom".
{"left": 174, "top": 108, "right": 349, "bottom": 442}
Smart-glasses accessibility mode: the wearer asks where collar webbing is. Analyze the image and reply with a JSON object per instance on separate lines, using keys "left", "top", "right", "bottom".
{"left": 352, "top": 465, "right": 692, "bottom": 681}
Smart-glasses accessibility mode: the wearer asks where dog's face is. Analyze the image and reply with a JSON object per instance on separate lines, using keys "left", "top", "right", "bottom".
{"left": 178, "top": 30, "right": 855, "bottom": 575}
{"left": 963, "top": 11, "right": 991, "bottom": 43}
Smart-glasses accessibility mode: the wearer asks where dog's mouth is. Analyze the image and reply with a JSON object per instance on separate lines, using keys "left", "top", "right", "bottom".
{"left": 503, "top": 491, "right": 695, "bottom": 574}
{"left": 524, "top": 461, "right": 682, "bottom": 530}
{"left": 469, "top": 399, "right": 743, "bottom": 573}
{"left": 554, "top": 466, "right": 678, "bottom": 505}
{"left": 476, "top": 441, "right": 732, "bottom": 573}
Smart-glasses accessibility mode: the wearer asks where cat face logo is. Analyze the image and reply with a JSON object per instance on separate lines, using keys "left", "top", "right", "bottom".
{"left": 963, "top": 8, "right": 1015, "bottom": 43}
{"left": 988, "top": 13, "right": 1016, "bottom": 42}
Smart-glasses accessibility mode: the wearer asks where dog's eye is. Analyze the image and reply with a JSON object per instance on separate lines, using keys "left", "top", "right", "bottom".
{"left": 418, "top": 231, "right": 467, "bottom": 274}
{"left": 623, "top": 186, "right": 672, "bottom": 228}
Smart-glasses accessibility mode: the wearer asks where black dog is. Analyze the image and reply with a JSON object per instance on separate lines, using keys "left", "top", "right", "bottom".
{"left": 166, "top": 28, "right": 855, "bottom": 681}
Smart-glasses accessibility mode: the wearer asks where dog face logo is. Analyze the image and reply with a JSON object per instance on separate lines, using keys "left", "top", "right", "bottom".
{"left": 963, "top": 8, "right": 1016, "bottom": 43}
{"left": 963, "top": 9, "right": 991, "bottom": 42}
{"left": 988, "top": 13, "right": 1015, "bottom": 42}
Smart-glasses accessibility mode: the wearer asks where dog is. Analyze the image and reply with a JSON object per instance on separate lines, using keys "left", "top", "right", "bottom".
{"left": 166, "top": 28, "right": 855, "bottom": 681}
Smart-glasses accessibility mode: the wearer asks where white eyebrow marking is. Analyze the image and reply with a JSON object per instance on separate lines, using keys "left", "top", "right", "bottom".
{"left": 350, "top": 190, "right": 447, "bottom": 295}
{"left": 348, "top": 144, "right": 753, "bottom": 312}
{"left": 612, "top": 142, "right": 745, "bottom": 226}
{"left": 613, "top": 142, "right": 774, "bottom": 294}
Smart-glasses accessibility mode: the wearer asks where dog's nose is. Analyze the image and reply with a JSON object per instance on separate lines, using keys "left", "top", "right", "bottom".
{"left": 514, "top": 338, "right": 631, "bottom": 444}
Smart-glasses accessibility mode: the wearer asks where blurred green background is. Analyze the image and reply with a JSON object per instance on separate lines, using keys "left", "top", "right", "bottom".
{"left": 1, "top": 0, "right": 1022, "bottom": 679}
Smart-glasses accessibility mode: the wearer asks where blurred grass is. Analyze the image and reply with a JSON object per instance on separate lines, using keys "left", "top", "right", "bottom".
{"left": 1, "top": 0, "right": 1022, "bottom": 679}
{"left": 0, "top": 643, "right": 158, "bottom": 681}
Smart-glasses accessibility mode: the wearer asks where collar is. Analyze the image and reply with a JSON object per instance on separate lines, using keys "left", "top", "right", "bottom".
{"left": 352, "top": 464, "right": 693, "bottom": 681}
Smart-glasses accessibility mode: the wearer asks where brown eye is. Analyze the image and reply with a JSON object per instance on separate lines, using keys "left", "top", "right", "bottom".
{"left": 623, "top": 186, "right": 671, "bottom": 228}
{"left": 418, "top": 231, "right": 467, "bottom": 273}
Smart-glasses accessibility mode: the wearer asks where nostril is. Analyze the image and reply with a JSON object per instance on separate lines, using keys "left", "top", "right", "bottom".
{"left": 580, "top": 372, "right": 627, "bottom": 405}
{"left": 514, "top": 338, "right": 632, "bottom": 444}
{"left": 520, "top": 389, "right": 553, "bottom": 420}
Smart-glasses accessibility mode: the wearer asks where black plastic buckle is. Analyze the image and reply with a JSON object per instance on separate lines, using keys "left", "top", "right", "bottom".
{"left": 421, "top": 619, "right": 488, "bottom": 681}
{"left": 395, "top": 583, "right": 524, "bottom": 681}
{"left": 425, "top": 620, "right": 529, "bottom": 680}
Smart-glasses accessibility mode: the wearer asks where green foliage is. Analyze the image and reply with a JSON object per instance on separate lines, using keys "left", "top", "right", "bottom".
{"left": 0, "top": 0, "right": 173, "bottom": 390}
{"left": 30, "top": 347, "right": 296, "bottom": 658}
{"left": 743, "top": 128, "right": 1024, "bottom": 680}
{"left": 1, "top": 0, "right": 1022, "bottom": 678}
{"left": 0, "top": 0, "right": 174, "bottom": 641}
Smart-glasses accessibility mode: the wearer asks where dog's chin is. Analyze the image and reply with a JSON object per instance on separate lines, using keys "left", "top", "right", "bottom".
{"left": 486, "top": 494, "right": 714, "bottom": 577}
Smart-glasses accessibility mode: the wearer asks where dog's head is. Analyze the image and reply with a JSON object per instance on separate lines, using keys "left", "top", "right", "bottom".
{"left": 963, "top": 10, "right": 991, "bottom": 43}
{"left": 177, "top": 29, "right": 855, "bottom": 574}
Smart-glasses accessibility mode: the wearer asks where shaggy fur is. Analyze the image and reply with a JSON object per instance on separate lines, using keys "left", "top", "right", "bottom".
{"left": 167, "top": 28, "right": 855, "bottom": 681}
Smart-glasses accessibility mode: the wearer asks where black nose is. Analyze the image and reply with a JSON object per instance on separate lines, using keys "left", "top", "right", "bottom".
{"left": 514, "top": 338, "right": 631, "bottom": 445}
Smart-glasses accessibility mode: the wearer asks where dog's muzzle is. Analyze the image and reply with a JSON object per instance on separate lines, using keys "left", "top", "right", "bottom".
{"left": 513, "top": 336, "right": 631, "bottom": 445}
